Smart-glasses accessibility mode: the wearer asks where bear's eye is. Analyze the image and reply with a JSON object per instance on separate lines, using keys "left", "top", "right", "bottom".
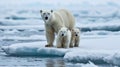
{"left": 43, "top": 13, "right": 46, "bottom": 15}
{"left": 48, "top": 13, "right": 50, "bottom": 15}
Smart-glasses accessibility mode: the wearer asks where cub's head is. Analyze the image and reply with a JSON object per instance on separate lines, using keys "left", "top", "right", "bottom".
{"left": 40, "top": 10, "right": 53, "bottom": 23}
{"left": 59, "top": 27, "right": 69, "bottom": 37}
{"left": 72, "top": 28, "right": 80, "bottom": 37}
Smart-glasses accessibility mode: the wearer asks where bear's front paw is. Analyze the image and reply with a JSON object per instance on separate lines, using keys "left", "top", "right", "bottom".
{"left": 69, "top": 44, "right": 74, "bottom": 48}
{"left": 69, "top": 45, "right": 74, "bottom": 48}
{"left": 45, "top": 44, "right": 53, "bottom": 47}
{"left": 57, "top": 46, "right": 62, "bottom": 48}
{"left": 74, "top": 44, "right": 79, "bottom": 47}
{"left": 56, "top": 45, "right": 62, "bottom": 48}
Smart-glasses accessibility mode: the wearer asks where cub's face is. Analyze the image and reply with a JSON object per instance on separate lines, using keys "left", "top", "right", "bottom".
{"left": 59, "top": 27, "right": 69, "bottom": 37}
{"left": 40, "top": 10, "right": 53, "bottom": 23}
{"left": 73, "top": 29, "right": 80, "bottom": 37}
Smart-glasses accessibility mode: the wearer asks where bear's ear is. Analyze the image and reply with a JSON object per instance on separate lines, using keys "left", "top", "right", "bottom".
{"left": 51, "top": 10, "right": 53, "bottom": 13}
{"left": 40, "top": 10, "right": 42, "bottom": 13}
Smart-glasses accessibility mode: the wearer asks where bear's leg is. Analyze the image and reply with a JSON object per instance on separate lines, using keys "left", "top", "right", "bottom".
{"left": 45, "top": 31, "right": 55, "bottom": 47}
{"left": 69, "top": 31, "right": 74, "bottom": 48}
{"left": 64, "top": 40, "right": 69, "bottom": 48}
{"left": 74, "top": 39, "right": 79, "bottom": 47}
{"left": 64, "top": 37, "right": 70, "bottom": 48}
{"left": 69, "top": 35, "right": 74, "bottom": 48}
{"left": 56, "top": 35, "right": 62, "bottom": 48}
{"left": 70, "top": 39, "right": 74, "bottom": 48}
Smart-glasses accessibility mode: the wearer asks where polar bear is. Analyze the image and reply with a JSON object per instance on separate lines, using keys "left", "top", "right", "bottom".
{"left": 40, "top": 9, "right": 75, "bottom": 47}
{"left": 56, "top": 27, "right": 71, "bottom": 48}
{"left": 70, "top": 28, "right": 80, "bottom": 47}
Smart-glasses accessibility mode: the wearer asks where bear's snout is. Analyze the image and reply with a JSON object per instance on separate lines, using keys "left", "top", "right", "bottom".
{"left": 45, "top": 17, "right": 48, "bottom": 20}
{"left": 75, "top": 34, "right": 78, "bottom": 36}
{"left": 62, "top": 34, "right": 64, "bottom": 36}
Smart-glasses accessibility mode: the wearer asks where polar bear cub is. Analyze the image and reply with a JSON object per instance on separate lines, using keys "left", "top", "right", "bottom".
{"left": 70, "top": 28, "right": 80, "bottom": 47}
{"left": 56, "top": 27, "right": 71, "bottom": 48}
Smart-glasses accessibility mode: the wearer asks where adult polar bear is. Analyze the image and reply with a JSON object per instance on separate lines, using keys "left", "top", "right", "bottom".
{"left": 40, "top": 9, "right": 75, "bottom": 47}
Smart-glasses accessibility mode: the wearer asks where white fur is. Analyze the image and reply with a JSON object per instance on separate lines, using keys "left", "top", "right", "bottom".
{"left": 70, "top": 28, "right": 80, "bottom": 47}
{"left": 56, "top": 27, "right": 71, "bottom": 48}
{"left": 40, "top": 9, "right": 75, "bottom": 47}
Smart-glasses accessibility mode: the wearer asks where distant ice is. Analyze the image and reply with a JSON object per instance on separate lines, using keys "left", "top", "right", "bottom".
{"left": 0, "top": 35, "right": 46, "bottom": 41}
{"left": 78, "top": 22, "right": 120, "bottom": 32}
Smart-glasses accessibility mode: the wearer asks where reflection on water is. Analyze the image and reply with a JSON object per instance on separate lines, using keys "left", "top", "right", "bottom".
{"left": 46, "top": 58, "right": 65, "bottom": 67}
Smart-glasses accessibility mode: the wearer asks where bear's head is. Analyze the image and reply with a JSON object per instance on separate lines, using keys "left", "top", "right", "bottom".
{"left": 40, "top": 10, "right": 53, "bottom": 23}
{"left": 59, "top": 27, "right": 69, "bottom": 37}
{"left": 73, "top": 28, "right": 80, "bottom": 37}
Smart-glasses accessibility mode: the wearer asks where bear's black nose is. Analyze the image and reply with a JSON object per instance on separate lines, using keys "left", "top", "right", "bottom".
{"left": 75, "top": 34, "right": 78, "bottom": 36}
{"left": 45, "top": 17, "right": 48, "bottom": 20}
{"left": 62, "top": 34, "right": 64, "bottom": 36}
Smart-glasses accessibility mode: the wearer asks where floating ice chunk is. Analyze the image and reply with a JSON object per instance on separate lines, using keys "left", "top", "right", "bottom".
{"left": 64, "top": 49, "right": 120, "bottom": 66}
{"left": 1, "top": 42, "right": 68, "bottom": 57}
{"left": 2, "top": 42, "right": 43, "bottom": 56}
{"left": 64, "top": 50, "right": 107, "bottom": 63}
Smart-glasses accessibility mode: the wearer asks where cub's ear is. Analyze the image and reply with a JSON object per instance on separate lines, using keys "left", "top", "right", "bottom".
{"left": 51, "top": 10, "right": 53, "bottom": 13}
{"left": 40, "top": 10, "right": 42, "bottom": 13}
